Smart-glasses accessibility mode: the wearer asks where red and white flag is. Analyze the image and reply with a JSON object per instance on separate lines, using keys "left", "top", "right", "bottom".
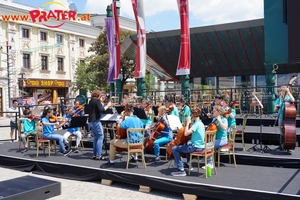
{"left": 132, "top": 0, "right": 146, "bottom": 78}
{"left": 176, "top": 0, "right": 190, "bottom": 76}
{"left": 111, "top": 1, "right": 121, "bottom": 79}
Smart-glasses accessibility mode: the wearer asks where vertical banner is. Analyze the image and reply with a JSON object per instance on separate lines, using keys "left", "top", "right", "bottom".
{"left": 105, "top": 18, "right": 115, "bottom": 83}
{"left": 176, "top": 0, "right": 190, "bottom": 76}
{"left": 132, "top": 0, "right": 146, "bottom": 78}
{"left": 111, "top": 2, "right": 121, "bottom": 79}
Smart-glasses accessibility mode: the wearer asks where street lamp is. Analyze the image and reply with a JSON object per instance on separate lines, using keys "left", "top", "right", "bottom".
{"left": 18, "top": 72, "right": 25, "bottom": 102}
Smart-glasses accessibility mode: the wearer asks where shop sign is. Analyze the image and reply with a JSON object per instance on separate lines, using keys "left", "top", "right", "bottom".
{"left": 26, "top": 79, "right": 69, "bottom": 87}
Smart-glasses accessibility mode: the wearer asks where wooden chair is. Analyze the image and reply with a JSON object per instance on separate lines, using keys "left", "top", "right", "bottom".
{"left": 188, "top": 130, "right": 217, "bottom": 178}
{"left": 35, "top": 122, "right": 56, "bottom": 157}
{"left": 235, "top": 114, "right": 248, "bottom": 151}
{"left": 232, "top": 93, "right": 241, "bottom": 113}
{"left": 17, "top": 121, "right": 35, "bottom": 150}
{"left": 217, "top": 126, "right": 237, "bottom": 168}
{"left": 126, "top": 128, "right": 146, "bottom": 170}
{"left": 249, "top": 92, "right": 262, "bottom": 115}
{"left": 67, "top": 134, "right": 84, "bottom": 150}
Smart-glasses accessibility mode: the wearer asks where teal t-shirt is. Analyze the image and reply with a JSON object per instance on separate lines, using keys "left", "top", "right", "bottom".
{"left": 41, "top": 117, "right": 54, "bottom": 137}
{"left": 179, "top": 105, "right": 191, "bottom": 123}
{"left": 21, "top": 118, "right": 36, "bottom": 134}
{"left": 227, "top": 108, "right": 236, "bottom": 127}
{"left": 169, "top": 106, "right": 179, "bottom": 117}
{"left": 190, "top": 119, "right": 205, "bottom": 148}
{"left": 214, "top": 116, "right": 228, "bottom": 140}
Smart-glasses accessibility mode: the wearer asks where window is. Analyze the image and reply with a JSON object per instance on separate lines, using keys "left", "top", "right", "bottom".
{"left": 40, "top": 31, "right": 47, "bottom": 41}
{"left": 79, "top": 60, "right": 85, "bottom": 65}
{"left": 22, "top": 28, "right": 29, "bottom": 38}
{"left": 41, "top": 56, "right": 48, "bottom": 70}
{"left": 56, "top": 34, "right": 63, "bottom": 43}
{"left": 79, "top": 39, "right": 85, "bottom": 47}
{"left": 57, "top": 57, "right": 64, "bottom": 71}
{"left": 23, "top": 54, "right": 30, "bottom": 69}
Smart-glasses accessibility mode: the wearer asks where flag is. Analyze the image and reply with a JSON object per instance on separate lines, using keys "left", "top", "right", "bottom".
{"left": 132, "top": 0, "right": 146, "bottom": 78}
{"left": 111, "top": 1, "right": 121, "bottom": 79}
{"left": 176, "top": 0, "right": 190, "bottom": 76}
{"left": 105, "top": 18, "right": 115, "bottom": 83}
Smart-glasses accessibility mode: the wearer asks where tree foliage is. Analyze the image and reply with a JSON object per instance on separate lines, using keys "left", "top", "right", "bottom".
{"left": 73, "top": 29, "right": 135, "bottom": 92}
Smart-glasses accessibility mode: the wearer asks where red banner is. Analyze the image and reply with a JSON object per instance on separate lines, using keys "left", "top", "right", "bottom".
{"left": 111, "top": 2, "right": 121, "bottom": 79}
{"left": 176, "top": 0, "right": 190, "bottom": 76}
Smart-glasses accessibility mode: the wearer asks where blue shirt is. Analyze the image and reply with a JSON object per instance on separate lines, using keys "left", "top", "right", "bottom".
{"left": 120, "top": 115, "right": 144, "bottom": 143}
{"left": 158, "top": 116, "right": 173, "bottom": 138}
{"left": 214, "top": 116, "right": 228, "bottom": 140}
{"left": 42, "top": 117, "right": 54, "bottom": 137}
{"left": 21, "top": 118, "right": 36, "bottom": 134}
{"left": 190, "top": 119, "right": 205, "bottom": 148}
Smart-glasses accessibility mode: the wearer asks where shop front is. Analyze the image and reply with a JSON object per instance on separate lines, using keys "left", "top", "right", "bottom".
{"left": 22, "top": 79, "right": 70, "bottom": 108}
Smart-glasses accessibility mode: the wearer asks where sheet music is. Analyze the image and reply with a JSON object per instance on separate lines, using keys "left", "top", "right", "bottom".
{"left": 100, "top": 113, "right": 121, "bottom": 122}
{"left": 167, "top": 115, "right": 183, "bottom": 131}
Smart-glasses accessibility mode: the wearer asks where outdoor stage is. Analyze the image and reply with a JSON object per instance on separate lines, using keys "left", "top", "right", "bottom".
{"left": 0, "top": 131, "right": 299, "bottom": 200}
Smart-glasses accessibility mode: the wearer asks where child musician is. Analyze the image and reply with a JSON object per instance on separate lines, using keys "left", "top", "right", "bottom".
{"left": 171, "top": 107, "right": 205, "bottom": 176}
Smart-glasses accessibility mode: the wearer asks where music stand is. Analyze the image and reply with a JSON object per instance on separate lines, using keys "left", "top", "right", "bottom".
{"left": 115, "top": 106, "right": 125, "bottom": 114}
{"left": 247, "top": 94, "right": 272, "bottom": 153}
{"left": 68, "top": 116, "right": 88, "bottom": 128}
{"left": 133, "top": 107, "right": 147, "bottom": 119}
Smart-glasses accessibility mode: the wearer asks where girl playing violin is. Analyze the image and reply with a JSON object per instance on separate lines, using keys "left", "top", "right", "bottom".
{"left": 179, "top": 98, "right": 191, "bottom": 126}
{"left": 74, "top": 101, "right": 84, "bottom": 116}
{"left": 171, "top": 107, "right": 205, "bottom": 176}
{"left": 141, "top": 100, "right": 153, "bottom": 136}
{"left": 203, "top": 105, "right": 228, "bottom": 170}
{"left": 223, "top": 98, "right": 236, "bottom": 133}
{"left": 148, "top": 105, "right": 173, "bottom": 162}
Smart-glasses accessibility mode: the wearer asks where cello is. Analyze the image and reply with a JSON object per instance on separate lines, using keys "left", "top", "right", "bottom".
{"left": 166, "top": 107, "right": 202, "bottom": 159}
{"left": 281, "top": 79, "right": 297, "bottom": 150}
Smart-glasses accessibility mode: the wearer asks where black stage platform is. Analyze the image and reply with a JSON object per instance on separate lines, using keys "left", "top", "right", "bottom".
{"left": 0, "top": 139, "right": 300, "bottom": 200}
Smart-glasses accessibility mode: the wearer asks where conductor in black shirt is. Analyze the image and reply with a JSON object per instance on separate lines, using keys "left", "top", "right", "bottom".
{"left": 88, "top": 90, "right": 111, "bottom": 160}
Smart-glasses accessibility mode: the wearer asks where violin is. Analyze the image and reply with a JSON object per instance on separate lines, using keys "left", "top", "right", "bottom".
{"left": 28, "top": 114, "right": 40, "bottom": 121}
{"left": 76, "top": 105, "right": 84, "bottom": 111}
{"left": 49, "top": 116, "right": 57, "bottom": 123}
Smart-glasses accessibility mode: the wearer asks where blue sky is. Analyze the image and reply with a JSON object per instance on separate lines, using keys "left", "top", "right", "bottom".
{"left": 14, "top": 0, "right": 264, "bottom": 32}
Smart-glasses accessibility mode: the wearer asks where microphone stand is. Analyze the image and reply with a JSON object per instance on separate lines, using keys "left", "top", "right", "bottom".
{"left": 247, "top": 94, "right": 272, "bottom": 153}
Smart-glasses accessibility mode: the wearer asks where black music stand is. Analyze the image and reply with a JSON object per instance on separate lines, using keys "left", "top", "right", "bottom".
{"left": 115, "top": 106, "right": 125, "bottom": 114}
{"left": 68, "top": 116, "right": 88, "bottom": 128}
{"left": 247, "top": 94, "right": 272, "bottom": 153}
{"left": 133, "top": 107, "right": 147, "bottom": 119}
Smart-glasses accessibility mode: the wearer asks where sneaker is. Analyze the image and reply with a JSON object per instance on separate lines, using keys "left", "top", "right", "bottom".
{"left": 100, "top": 161, "right": 115, "bottom": 169}
{"left": 63, "top": 149, "right": 72, "bottom": 156}
{"left": 73, "top": 148, "right": 79, "bottom": 153}
{"left": 155, "top": 157, "right": 161, "bottom": 163}
{"left": 183, "top": 162, "right": 194, "bottom": 171}
{"left": 129, "top": 158, "right": 137, "bottom": 163}
{"left": 202, "top": 164, "right": 214, "bottom": 170}
{"left": 21, "top": 148, "right": 28, "bottom": 153}
{"left": 171, "top": 170, "right": 187, "bottom": 176}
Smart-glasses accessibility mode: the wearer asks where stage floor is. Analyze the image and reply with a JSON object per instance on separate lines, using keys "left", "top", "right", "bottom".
{"left": 0, "top": 141, "right": 299, "bottom": 200}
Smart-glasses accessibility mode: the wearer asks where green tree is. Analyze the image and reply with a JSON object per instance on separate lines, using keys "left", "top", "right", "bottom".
{"left": 73, "top": 29, "right": 135, "bottom": 92}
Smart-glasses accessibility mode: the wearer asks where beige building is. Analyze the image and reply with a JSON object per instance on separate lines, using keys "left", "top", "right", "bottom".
{"left": 0, "top": 0, "right": 136, "bottom": 114}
